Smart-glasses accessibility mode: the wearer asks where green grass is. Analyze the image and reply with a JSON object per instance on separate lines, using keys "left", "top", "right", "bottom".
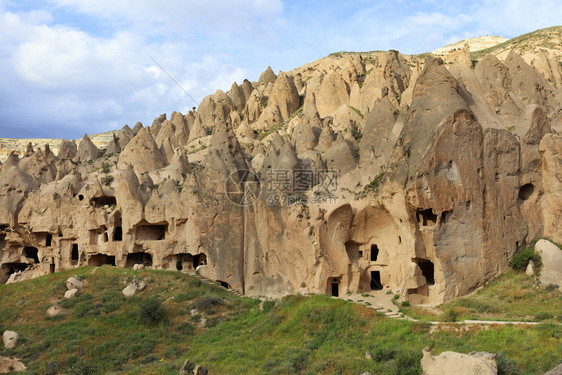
{"left": 400, "top": 270, "right": 562, "bottom": 323}
{"left": 0, "top": 267, "right": 560, "bottom": 374}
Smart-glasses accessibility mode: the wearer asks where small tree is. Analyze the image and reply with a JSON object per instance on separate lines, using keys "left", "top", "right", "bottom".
{"left": 510, "top": 247, "right": 542, "bottom": 272}
{"left": 139, "top": 297, "right": 164, "bottom": 324}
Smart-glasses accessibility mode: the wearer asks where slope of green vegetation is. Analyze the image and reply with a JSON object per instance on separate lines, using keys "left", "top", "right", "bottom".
{"left": 400, "top": 270, "right": 562, "bottom": 324}
{"left": 0, "top": 266, "right": 560, "bottom": 374}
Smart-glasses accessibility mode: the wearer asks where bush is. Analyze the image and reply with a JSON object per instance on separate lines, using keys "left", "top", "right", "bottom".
{"left": 496, "top": 352, "right": 521, "bottom": 375}
{"left": 138, "top": 297, "right": 164, "bottom": 324}
{"left": 101, "top": 175, "right": 114, "bottom": 186}
{"left": 392, "top": 350, "right": 422, "bottom": 375}
{"left": 63, "top": 359, "right": 97, "bottom": 375}
{"left": 194, "top": 296, "right": 223, "bottom": 312}
{"left": 509, "top": 247, "right": 542, "bottom": 271}
{"left": 444, "top": 307, "right": 460, "bottom": 322}
{"left": 101, "top": 163, "right": 110, "bottom": 174}
{"left": 534, "top": 312, "right": 553, "bottom": 321}
{"left": 176, "top": 322, "right": 195, "bottom": 336}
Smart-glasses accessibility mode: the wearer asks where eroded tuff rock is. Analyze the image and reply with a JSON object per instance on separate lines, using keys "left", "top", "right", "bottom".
{"left": 1, "top": 38, "right": 561, "bottom": 306}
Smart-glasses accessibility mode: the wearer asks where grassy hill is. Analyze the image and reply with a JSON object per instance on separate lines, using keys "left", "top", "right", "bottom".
{"left": 0, "top": 266, "right": 560, "bottom": 374}
{"left": 471, "top": 26, "right": 562, "bottom": 60}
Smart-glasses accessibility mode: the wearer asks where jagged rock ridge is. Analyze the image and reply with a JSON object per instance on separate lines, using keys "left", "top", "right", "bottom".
{"left": 1, "top": 27, "right": 561, "bottom": 305}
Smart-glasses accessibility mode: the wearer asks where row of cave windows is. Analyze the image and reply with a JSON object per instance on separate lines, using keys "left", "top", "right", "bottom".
{"left": 19, "top": 245, "right": 207, "bottom": 271}
{"left": 330, "top": 271, "right": 384, "bottom": 297}
{"left": 329, "top": 260, "right": 435, "bottom": 298}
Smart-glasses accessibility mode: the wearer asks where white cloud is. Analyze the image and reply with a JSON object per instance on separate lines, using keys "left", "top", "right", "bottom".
{"left": 0, "top": 6, "right": 250, "bottom": 138}
{"left": 50, "top": 0, "right": 284, "bottom": 39}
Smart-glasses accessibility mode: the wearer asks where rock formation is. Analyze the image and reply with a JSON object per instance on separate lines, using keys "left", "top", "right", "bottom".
{"left": 0, "top": 28, "right": 561, "bottom": 305}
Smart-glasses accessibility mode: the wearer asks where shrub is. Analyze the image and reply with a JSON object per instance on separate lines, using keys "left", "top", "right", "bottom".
{"left": 392, "top": 350, "right": 422, "bottom": 375}
{"left": 509, "top": 247, "right": 541, "bottom": 271}
{"left": 101, "top": 163, "right": 110, "bottom": 174}
{"left": 194, "top": 296, "right": 223, "bottom": 312}
{"left": 176, "top": 322, "right": 195, "bottom": 336}
{"left": 534, "top": 312, "right": 553, "bottom": 321}
{"left": 138, "top": 297, "right": 164, "bottom": 324}
{"left": 101, "top": 175, "right": 114, "bottom": 186}
{"left": 444, "top": 307, "right": 460, "bottom": 322}
{"left": 496, "top": 352, "right": 521, "bottom": 375}
{"left": 63, "top": 359, "right": 97, "bottom": 375}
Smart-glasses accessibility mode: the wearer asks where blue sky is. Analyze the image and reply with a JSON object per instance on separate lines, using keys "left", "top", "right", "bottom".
{"left": 0, "top": 0, "right": 560, "bottom": 139}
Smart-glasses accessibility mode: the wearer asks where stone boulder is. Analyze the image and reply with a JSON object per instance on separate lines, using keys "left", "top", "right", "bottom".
{"left": 122, "top": 279, "right": 146, "bottom": 297}
{"left": 2, "top": 331, "right": 18, "bottom": 349}
{"left": 535, "top": 239, "right": 562, "bottom": 287}
{"left": 0, "top": 356, "right": 26, "bottom": 373}
{"left": 64, "top": 289, "right": 78, "bottom": 298}
{"left": 420, "top": 348, "right": 497, "bottom": 375}
{"left": 46, "top": 305, "right": 63, "bottom": 317}
{"left": 544, "top": 363, "right": 562, "bottom": 375}
{"left": 65, "top": 276, "right": 83, "bottom": 290}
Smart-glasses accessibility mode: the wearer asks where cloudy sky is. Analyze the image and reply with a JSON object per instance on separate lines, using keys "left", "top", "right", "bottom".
{"left": 0, "top": 0, "right": 560, "bottom": 139}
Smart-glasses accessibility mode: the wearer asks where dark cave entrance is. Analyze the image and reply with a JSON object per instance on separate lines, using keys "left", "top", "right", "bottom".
{"left": 23, "top": 246, "right": 39, "bottom": 263}
{"left": 217, "top": 280, "right": 230, "bottom": 289}
{"left": 88, "top": 254, "right": 116, "bottom": 266}
{"left": 113, "top": 212, "right": 123, "bottom": 241}
{"left": 370, "top": 244, "right": 379, "bottom": 261}
{"left": 518, "top": 183, "right": 534, "bottom": 201}
{"left": 331, "top": 279, "right": 340, "bottom": 297}
{"left": 1, "top": 263, "right": 28, "bottom": 283}
{"left": 71, "top": 244, "right": 79, "bottom": 265}
{"left": 136, "top": 221, "right": 167, "bottom": 241}
{"left": 414, "top": 258, "right": 435, "bottom": 285}
{"left": 370, "top": 271, "right": 383, "bottom": 290}
{"left": 46, "top": 234, "right": 52, "bottom": 247}
{"left": 126, "top": 252, "right": 153, "bottom": 267}
{"left": 193, "top": 253, "right": 207, "bottom": 268}
{"left": 91, "top": 196, "right": 117, "bottom": 208}
{"left": 416, "top": 209, "right": 437, "bottom": 227}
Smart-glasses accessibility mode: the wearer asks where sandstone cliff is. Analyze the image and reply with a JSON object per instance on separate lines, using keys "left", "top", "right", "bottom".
{"left": 1, "top": 27, "right": 561, "bottom": 305}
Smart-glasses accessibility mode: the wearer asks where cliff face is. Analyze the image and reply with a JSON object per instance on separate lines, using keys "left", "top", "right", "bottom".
{"left": 1, "top": 28, "right": 561, "bottom": 304}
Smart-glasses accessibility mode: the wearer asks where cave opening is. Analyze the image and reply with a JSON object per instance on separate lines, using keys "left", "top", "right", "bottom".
{"left": 518, "top": 183, "right": 534, "bottom": 201}
{"left": 414, "top": 258, "right": 435, "bottom": 285}
{"left": 331, "top": 279, "right": 340, "bottom": 297}
{"left": 416, "top": 209, "right": 437, "bottom": 227}
{"left": 71, "top": 244, "right": 79, "bottom": 265}
{"left": 370, "top": 244, "right": 379, "bottom": 261}
{"left": 0, "top": 263, "right": 28, "bottom": 283}
{"left": 217, "top": 280, "right": 230, "bottom": 289}
{"left": 88, "top": 254, "right": 116, "bottom": 266}
{"left": 370, "top": 271, "right": 383, "bottom": 290}
{"left": 113, "top": 212, "right": 123, "bottom": 242}
{"left": 46, "top": 234, "right": 52, "bottom": 247}
{"left": 23, "top": 246, "right": 39, "bottom": 263}
{"left": 126, "top": 252, "right": 153, "bottom": 267}
{"left": 193, "top": 253, "right": 207, "bottom": 268}
{"left": 135, "top": 221, "right": 167, "bottom": 241}
{"left": 91, "top": 196, "right": 117, "bottom": 208}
